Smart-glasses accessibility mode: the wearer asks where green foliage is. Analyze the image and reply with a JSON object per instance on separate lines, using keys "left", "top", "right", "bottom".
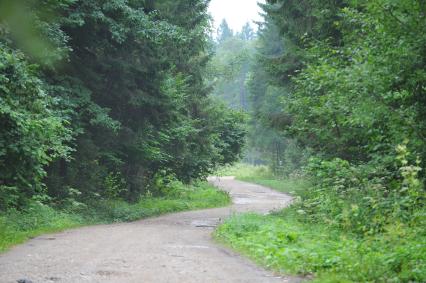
{"left": 0, "top": 44, "right": 72, "bottom": 210}
{"left": 0, "top": 0, "right": 72, "bottom": 65}
{"left": 104, "top": 172, "right": 127, "bottom": 199}
{"left": 0, "top": 0, "right": 246, "bottom": 210}
{"left": 265, "top": 0, "right": 426, "bottom": 164}
{"left": 80, "top": 182, "right": 230, "bottom": 223}
{"left": 217, "top": 161, "right": 425, "bottom": 281}
{"left": 215, "top": 0, "right": 426, "bottom": 280}
{"left": 216, "top": 213, "right": 426, "bottom": 282}
{"left": 0, "top": 202, "right": 83, "bottom": 252}
{"left": 247, "top": 0, "right": 426, "bottom": 238}
{"left": 215, "top": 172, "right": 425, "bottom": 282}
{"left": 299, "top": 142, "right": 425, "bottom": 235}
{"left": 249, "top": 0, "right": 426, "bottom": 179}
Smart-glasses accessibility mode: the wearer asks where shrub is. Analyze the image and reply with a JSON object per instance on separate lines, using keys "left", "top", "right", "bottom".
{"left": 298, "top": 141, "right": 425, "bottom": 234}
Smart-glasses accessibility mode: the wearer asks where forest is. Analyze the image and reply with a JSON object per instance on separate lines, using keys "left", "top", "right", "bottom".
{"left": 212, "top": 0, "right": 426, "bottom": 281}
{"left": 1, "top": 0, "right": 425, "bottom": 282}
{"left": 0, "top": 0, "right": 245, "bottom": 249}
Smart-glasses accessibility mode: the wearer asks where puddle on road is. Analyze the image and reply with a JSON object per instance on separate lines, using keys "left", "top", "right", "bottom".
{"left": 233, "top": 197, "right": 257, "bottom": 204}
{"left": 165, "top": 244, "right": 210, "bottom": 250}
{"left": 190, "top": 218, "right": 221, "bottom": 228}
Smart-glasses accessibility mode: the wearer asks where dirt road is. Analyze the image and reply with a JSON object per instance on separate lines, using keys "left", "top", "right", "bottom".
{"left": 0, "top": 177, "right": 302, "bottom": 283}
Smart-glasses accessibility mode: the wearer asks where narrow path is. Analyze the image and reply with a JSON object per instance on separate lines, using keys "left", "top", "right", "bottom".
{"left": 0, "top": 177, "right": 302, "bottom": 283}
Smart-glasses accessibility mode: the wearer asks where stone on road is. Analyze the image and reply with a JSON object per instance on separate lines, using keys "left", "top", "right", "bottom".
{"left": 0, "top": 177, "right": 303, "bottom": 283}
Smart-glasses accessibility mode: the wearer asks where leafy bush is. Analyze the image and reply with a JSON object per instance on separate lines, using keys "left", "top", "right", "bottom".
{"left": 298, "top": 142, "right": 425, "bottom": 234}
{"left": 104, "top": 172, "right": 128, "bottom": 199}
{"left": 0, "top": 44, "right": 72, "bottom": 210}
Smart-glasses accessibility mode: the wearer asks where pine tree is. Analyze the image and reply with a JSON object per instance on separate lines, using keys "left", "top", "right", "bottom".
{"left": 217, "top": 19, "right": 233, "bottom": 42}
{"left": 239, "top": 22, "right": 254, "bottom": 41}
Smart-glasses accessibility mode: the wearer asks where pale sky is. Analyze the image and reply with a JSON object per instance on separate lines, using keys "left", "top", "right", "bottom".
{"left": 208, "top": 0, "right": 265, "bottom": 33}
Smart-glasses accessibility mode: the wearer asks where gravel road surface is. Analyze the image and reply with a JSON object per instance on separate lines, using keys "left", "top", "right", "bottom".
{"left": 0, "top": 177, "right": 303, "bottom": 283}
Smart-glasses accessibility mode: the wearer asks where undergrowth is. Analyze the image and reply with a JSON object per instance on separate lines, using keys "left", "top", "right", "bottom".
{"left": 216, "top": 213, "right": 426, "bottom": 282}
{"left": 215, "top": 163, "right": 426, "bottom": 282}
{"left": 0, "top": 181, "right": 229, "bottom": 252}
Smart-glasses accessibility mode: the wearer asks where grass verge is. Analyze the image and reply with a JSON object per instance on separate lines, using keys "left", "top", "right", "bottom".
{"left": 215, "top": 212, "right": 426, "bottom": 282}
{"left": 216, "top": 163, "right": 309, "bottom": 194}
{"left": 0, "top": 181, "right": 230, "bottom": 252}
{"left": 238, "top": 177, "right": 310, "bottom": 195}
{"left": 215, "top": 163, "right": 426, "bottom": 282}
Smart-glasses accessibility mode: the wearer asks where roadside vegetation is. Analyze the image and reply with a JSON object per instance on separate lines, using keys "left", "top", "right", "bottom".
{"left": 1, "top": 181, "right": 229, "bottom": 252}
{"left": 215, "top": 164, "right": 426, "bottom": 282}
{"left": 217, "top": 212, "right": 425, "bottom": 282}
{"left": 211, "top": 0, "right": 426, "bottom": 282}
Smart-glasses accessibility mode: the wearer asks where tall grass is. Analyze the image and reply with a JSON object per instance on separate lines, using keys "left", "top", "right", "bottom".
{"left": 0, "top": 182, "right": 230, "bottom": 252}
{"left": 216, "top": 213, "right": 426, "bottom": 282}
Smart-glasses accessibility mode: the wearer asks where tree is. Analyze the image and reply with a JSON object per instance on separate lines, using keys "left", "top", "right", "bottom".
{"left": 217, "top": 19, "right": 233, "bottom": 43}
{"left": 0, "top": 0, "right": 246, "bottom": 210}
{"left": 245, "top": 0, "right": 426, "bottom": 233}
{"left": 239, "top": 22, "right": 254, "bottom": 41}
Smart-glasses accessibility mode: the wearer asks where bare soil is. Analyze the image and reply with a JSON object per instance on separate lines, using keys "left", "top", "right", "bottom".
{"left": 0, "top": 177, "right": 303, "bottom": 283}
